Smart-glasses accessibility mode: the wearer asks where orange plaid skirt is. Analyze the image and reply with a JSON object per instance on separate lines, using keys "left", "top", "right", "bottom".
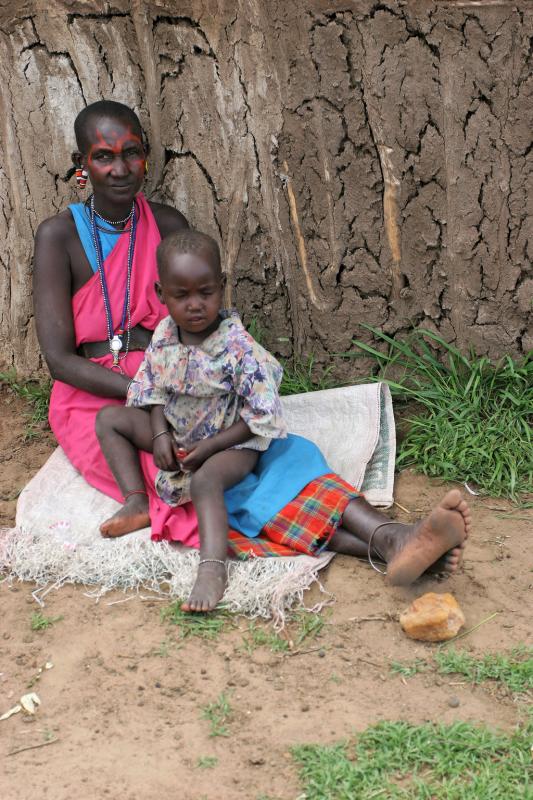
{"left": 227, "top": 473, "right": 359, "bottom": 558}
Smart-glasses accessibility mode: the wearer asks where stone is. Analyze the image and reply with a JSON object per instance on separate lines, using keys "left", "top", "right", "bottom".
{"left": 399, "top": 593, "right": 465, "bottom": 642}
{"left": 448, "top": 696, "right": 460, "bottom": 708}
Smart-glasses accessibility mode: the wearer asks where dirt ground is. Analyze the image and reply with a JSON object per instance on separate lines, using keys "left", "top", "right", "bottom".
{"left": 1, "top": 386, "right": 531, "bottom": 800}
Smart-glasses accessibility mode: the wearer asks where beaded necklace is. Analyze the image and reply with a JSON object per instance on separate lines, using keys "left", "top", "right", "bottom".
{"left": 89, "top": 195, "right": 137, "bottom": 369}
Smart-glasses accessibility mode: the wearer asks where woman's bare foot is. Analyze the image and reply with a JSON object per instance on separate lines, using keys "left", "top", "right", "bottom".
{"left": 375, "top": 490, "right": 471, "bottom": 586}
{"left": 100, "top": 494, "right": 150, "bottom": 538}
{"left": 425, "top": 540, "right": 466, "bottom": 576}
{"left": 181, "top": 561, "right": 227, "bottom": 613}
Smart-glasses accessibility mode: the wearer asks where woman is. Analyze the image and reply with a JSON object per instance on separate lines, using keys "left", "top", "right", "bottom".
{"left": 34, "top": 100, "right": 470, "bottom": 612}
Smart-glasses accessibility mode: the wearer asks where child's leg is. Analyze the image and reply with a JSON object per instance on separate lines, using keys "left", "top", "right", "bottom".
{"left": 182, "top": 449, "right": 259, "bottom": 612}
{"left": 95, "top": 406, "right": 153, "bottom": 538}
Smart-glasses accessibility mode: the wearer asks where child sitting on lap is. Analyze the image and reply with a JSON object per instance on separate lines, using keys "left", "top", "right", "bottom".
{"left": 96, "top": 230, "right": 287, "bottom": 611}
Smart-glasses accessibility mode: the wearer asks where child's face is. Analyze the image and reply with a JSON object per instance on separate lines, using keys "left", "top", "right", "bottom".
{"left": 156, "top": 250, "right": 223, "bottom": 337}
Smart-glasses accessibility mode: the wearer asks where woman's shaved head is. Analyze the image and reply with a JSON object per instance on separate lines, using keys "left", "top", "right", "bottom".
{"left": 74, "top": 100, "right": 144, "bottom": 154}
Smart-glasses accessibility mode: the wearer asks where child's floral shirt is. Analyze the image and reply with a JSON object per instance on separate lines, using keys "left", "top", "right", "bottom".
{"left": 127, "top": 310, "right": 287, "bottom": 506}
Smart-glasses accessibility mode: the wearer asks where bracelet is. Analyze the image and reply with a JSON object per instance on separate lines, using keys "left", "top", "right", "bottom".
{"left": 152, "top": 429, "right": 171, "bottom": 442}
{"left": 126, "top": 378, "right": 135, "bottom": 393}
{"left": 198, "top": 558, "right": 226, "bottom": 568}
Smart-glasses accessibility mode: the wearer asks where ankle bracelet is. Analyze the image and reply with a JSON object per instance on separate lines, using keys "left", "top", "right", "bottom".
{"left": 198, "top": 558, "right": 226, "bottom": 568}
{"left": 367, "top": 521, "right": 404, "bottom": 576}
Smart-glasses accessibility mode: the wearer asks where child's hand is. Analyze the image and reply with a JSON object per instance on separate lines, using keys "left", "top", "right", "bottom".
{"left": 153, "top": 433, "right": 178, "bottom": 471}
{"left": 179, "top": 439, "right": 216, "bottom": 472}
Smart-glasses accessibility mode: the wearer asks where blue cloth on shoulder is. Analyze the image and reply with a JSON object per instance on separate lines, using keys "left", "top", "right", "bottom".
{"left": 68, "top": 203, "right": 121, "bottom": 273}
{"left": 224, "top": 434, "right": 330, "bottom": 539}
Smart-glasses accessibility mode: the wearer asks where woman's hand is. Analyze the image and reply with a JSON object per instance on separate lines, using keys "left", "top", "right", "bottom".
{"left": 153, "top": 432, "right": 178, "bottom": 471}
{"left": 180, "top": 439, "right": 217, "bottom": 472}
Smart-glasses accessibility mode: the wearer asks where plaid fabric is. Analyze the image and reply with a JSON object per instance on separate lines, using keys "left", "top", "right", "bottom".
{"left": 228, "top": 473, "right": 360, "bottom": 559}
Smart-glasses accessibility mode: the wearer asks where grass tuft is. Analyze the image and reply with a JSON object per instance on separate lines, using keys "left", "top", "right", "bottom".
{"left": 280, "top": 355, "right": 336, "bottom": 396}
{"left": 196, "top": 755, "right": 218, "bottom": 769}
{"left": 160, "top": 603, "right": 230, "bottom": 639}
{"left": 201, "top": 691, "right": 233, "bottom": 738}
{"left": 0, "top": 371, "right": 52, "bottom": 435}
{"left": 434, "top": 646, "right": 533, "bottom": 694}
{"left": 31, "top": 612, "right": 63, "bottom": 631}
{"left": 293, "top": 717, "right": 533, "bottom": 799}
{"left": 350, "top": 327, "right": 532, "bottom": 499}
{"left": 390, "top": 645, "right": 533, "bottom": 694}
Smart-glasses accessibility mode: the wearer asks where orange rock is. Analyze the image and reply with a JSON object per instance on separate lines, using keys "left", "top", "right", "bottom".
{"left": 399, "top": 592, "right": 465, "bottom": 642}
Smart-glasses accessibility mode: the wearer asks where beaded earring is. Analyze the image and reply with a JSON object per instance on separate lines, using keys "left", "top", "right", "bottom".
{"left": 76, "top": 168, "right": 89, "bottom": 189}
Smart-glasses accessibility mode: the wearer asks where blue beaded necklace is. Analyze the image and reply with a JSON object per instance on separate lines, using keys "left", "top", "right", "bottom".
{"left": 89, "top": 195, "right": 137, "bottom": 370}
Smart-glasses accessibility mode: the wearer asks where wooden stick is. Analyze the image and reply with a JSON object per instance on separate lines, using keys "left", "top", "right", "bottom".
{"left": 7, "top": 738, "right": 59, "bottom": 756}
{"left": 393, "top": 502, "right": 411, "bottom": 514}
{"left": 439, "top": 612, "right": 499, "bottom": 647}
{"left": 348, "top": 614, "right": 395, "bottom": 623}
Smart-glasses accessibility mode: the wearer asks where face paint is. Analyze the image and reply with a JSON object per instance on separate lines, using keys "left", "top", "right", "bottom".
{"left": 87, "top": 124, "right": 146, "bottom": 177}
{"left": 83, "top": 117, "right": 147, "bottom": 204}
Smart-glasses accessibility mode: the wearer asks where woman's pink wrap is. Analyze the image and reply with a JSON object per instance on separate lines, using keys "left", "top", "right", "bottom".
{"left": 48, "top": 194, "right": 200, "bottom": 547}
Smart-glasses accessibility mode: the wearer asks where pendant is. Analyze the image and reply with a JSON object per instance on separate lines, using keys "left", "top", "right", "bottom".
{"left": 110, "top": 335, "right": 123, "bottom": 353}
{"left": 110, "top": 335, "right": 122, "bottom": 366}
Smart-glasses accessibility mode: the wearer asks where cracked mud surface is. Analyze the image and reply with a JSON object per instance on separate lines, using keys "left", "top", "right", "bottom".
{"left": 1, "top": 386, "right": 532, "bottom": 799}
{"left": 0, "top": 1, "right": 531, "bottom": 377}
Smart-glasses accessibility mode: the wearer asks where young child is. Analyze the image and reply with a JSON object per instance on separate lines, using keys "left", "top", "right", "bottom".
{"left": 96, "top": 229, "right": 287, "bottom": 611}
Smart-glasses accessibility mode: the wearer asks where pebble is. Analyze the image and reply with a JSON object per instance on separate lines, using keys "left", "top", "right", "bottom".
{"left": 318, "top": 649, "right": 326, "bottom": 658}
{"left": 301, "top": 703, "right": 310, "bottom": 712}
{"left": 448, "top": 696, "right": 460, "bottom": 708}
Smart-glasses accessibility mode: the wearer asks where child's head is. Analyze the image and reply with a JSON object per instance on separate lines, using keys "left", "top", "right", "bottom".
{"left": 156, "top": 230, "right": 223, "bottom": 336}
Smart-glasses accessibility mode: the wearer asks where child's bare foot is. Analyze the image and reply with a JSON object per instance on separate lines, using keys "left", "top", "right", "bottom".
{"left": 376, "top": 490, "right": 471, "bottom": 586}
{"left": 100, "top": 494, "right": 150, "bottom": 538}
{"left": 181, "top": 561, "right": 227, "bottom": 613}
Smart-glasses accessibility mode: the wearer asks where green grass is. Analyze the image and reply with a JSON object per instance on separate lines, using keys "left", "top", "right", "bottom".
{"left": 434, "top": 646, "right": 533, "bottom": 694}
{"left": 390, "top": 646, "right": 533, "bottom": 694}
{"left": 390, "top": 658, "right": 429, "bottom": 678}
{"left": 201, "top": 691, "right": 233, "bottom": 738}
{"left": 196, "top": 755, "right": 218, "bottom": 769}
{"left": 30, "top": 612, "right": 63, "bottom": 631}
{"left": 292, "top": 717, "right": 533, "bottom": 799}
{"left": 160, "top": 603, "right": 230, "bottom": 639}
{"left": 241, "top": 621, "right": 290, "bottom": 654}
{"left": 280, "top": 355, "right": 336, "bottom": 396}
{"left": 0, "top": 371, "right": 52, "bottom": 434}
{"left": 241, "top": 612, "right": 325, "bottom": 654}
{"left": 350, "top": 326, "right": 532, "bottom": 499}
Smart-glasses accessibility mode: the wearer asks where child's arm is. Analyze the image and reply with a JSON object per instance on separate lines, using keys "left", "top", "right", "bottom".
{"left": 150, "top": 405, "right": 178, "bottom": 471}
{"left": 180, "top": 419, "right": 252, "bottom": 472}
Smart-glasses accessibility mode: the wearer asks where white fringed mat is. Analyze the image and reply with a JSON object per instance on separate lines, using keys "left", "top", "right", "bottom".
{"left": 1, "top": 383, "right": 395, "bottom": 620}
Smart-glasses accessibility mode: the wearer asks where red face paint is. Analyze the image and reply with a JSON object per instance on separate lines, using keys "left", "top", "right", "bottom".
{"left": 83, "top": 118, "right": 146, "bottom": 206}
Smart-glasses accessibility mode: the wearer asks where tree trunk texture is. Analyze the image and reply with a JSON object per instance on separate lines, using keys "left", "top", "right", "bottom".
{"left": 0, "top": 0, "right": 531, "bottom": 376}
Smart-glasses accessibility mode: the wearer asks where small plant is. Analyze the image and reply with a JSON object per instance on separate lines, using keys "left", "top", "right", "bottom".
{"left": 292, "top": 610, "right": 325, "bottom": 647}
{"left": 435, "top": 646, "right": 533, "bottom": 694}
{"left": 280, "top": 355, "right": 336, "bottom": 396}
{"left": 0, "top": 371, "right": 52, "bottom": 436}
{"left": 201, "top": 691, "right": 233, "bottom": 738}
{"left": 160, "top": 602, "right": 229, "bottom": 639}
{"left": 196, "top": 755, "right": 218, "bottom": 769}
{"left": 30, "top": 612, "right": 63, "bottom": 631}
{"left": 241, "top": 622, "right": 289, "bottom": 654}
{"left": 350, "top": 326, "right": 532, "bottom": 499}
{"left": 391, "top": 646, "right": 533, "bottom": 695}
{"left": 390, "top": 658, "right": 429, "bottom": 678}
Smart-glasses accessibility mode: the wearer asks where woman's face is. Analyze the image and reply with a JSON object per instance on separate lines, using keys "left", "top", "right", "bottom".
{"left": 83, "top": 115, "right": 146, "bottom": 205}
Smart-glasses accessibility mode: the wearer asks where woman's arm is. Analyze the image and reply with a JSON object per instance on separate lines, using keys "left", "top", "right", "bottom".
{"left": 33, "top": 217, "right": 130, "bottom": 398}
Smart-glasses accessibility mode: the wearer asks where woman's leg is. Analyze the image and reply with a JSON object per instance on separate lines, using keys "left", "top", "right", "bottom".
{"left": 95, "top": 406, "right": 153, "bottom": 537}
{"left": 182, "top": 449, "right": 259, "bottom": 613}
{"left": 329, "top": 491, "right": 471, "bottom": 585}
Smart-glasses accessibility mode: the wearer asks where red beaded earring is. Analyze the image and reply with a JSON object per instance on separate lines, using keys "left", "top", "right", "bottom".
{"left": 76, "top": 168, "right": 88, "bottom": 189}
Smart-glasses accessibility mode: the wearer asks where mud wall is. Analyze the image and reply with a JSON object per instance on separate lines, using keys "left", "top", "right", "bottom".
{"left": 0, "top": 0, "right": 531, "bottom": 376}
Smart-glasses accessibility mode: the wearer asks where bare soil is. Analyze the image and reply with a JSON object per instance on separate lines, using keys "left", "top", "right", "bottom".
{"left": 1, "top": 386, "right": 531, "bottom": 800}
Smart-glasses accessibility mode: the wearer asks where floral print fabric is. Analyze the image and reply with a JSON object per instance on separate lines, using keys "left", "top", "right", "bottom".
{"left": 127, "top": 310, "right": 287, "bottom": 506}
